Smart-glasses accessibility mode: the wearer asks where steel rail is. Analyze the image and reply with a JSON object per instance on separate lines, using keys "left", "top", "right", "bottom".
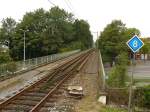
{"left": 30, "top": 50, "right": 91, "bottom": 112}
{"left": 0, "top": 49, "right": 93, "bottom": 112}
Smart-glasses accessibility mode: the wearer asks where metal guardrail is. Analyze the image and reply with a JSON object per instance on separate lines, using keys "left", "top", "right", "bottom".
{"left": 0, "top": 50, "right": 80, "bottom": 76}
{"left": 98, "top": 50, "right": 106, "bottom": 90}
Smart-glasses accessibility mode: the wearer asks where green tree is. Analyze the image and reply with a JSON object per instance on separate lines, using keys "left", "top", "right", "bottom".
{"left": 8, "top": 7, "right": 93, "bottom": 60}
{"left": 98, "top": 20, "right": 140, "bottom": 87}
{"left": 115, "top": 52, "right": 129, "bottom": 66}
{"left": 0, "top": 51, "right": 12, "bottom": 64}
{"left": 107, "top": 65, "right": 127, "bottom": 87}
{"left": 73, "top": 19, "right": 93, "bottom": 50}
{"left": 98, "top": 20, "right": 140, "bottom": 64}
{"left": 0, "top": 17, "right": 16, "bottom": 48}
{"left": 107, "top": 52, "right": 128, "bottom": 87}
{"left": 98, "top": 20, "right": 126, "bottom": 64}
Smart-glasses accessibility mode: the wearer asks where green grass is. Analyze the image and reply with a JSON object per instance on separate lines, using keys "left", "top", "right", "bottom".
{"left": 101, "top": 106, "right": 127, "bottom": 112}
{"left": 134, "top": 78, "right": 150, "bottom": 82}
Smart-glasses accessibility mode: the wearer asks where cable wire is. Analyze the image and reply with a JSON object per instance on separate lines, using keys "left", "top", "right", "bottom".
{"left": 64, "top": 0, "right": 74, "bottom": 12}
{"left": 63, "top": 0, "right": 80, "bottom": 19}
{"left": 47, "top": 0, "right": 56, "bottom": 6}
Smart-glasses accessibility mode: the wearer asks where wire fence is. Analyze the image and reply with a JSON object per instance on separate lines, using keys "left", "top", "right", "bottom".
{"left": 0, "top": 50, "right": 80, "bottom": 76}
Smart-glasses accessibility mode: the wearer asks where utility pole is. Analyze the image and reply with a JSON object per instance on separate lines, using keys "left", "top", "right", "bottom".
{"left": 96, "top": 31, "right": 99, "bottom": 49}
{"left": 20, "top": 29, "right": 29, "bottom": 70}
{"left": 126, "top": 35, "right": 144, "bottom": 112}
{"left": 128, "top": 53, "right": 135, "bottom": 112}
{"left": 23, "top": 31, "right": 26, "bottom": 62}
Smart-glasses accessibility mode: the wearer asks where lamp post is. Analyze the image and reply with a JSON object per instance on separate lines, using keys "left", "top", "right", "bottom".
{"left": 19, "top": 29, "right": 29, "bottom": 69}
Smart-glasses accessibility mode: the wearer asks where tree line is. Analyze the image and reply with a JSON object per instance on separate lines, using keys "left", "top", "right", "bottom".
{"left": 0, "top": 6, "right": 93, "bottom": 61}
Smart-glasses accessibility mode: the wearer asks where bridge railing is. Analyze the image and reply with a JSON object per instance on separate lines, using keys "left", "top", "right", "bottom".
{"left": 98, "top": 50, "right": 106, "bottom": 90}
{"left": 0, "top": 50, "right": 80, "bottom": 76}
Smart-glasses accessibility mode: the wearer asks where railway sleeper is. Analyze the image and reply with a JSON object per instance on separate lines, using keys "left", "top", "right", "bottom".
{"left": 22, "top": 92, "right": 47, "bottom": 97}
{"left": 11, "top": 100, "right": 38, "bottom": 106}
{"left": 16, "top": 96, "right": 42, "bottom": 101}
{"left": 2, "top": 104, "right": 32, "bottom": 112}
{"left": 43, "top": 102, "right": 55, "bottom": 107}
{"left": 39, "top": 107, "right": 53, "bottom": 112}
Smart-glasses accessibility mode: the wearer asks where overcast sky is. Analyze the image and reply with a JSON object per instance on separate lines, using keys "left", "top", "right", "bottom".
{"left": 0, "top": 0, "right": 150, "bottom": 41}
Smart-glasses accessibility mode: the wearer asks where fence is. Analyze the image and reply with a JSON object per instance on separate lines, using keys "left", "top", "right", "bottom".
{"left": 98, "top": 50, "right": 106, "bottom": 90}
{"left": 0, "top": 50, "right": 80, "bottom": 76}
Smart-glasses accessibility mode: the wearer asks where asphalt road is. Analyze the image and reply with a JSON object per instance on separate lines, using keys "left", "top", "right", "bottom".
{"left": 128, "top": 60, "right": 150, "bottom": 79}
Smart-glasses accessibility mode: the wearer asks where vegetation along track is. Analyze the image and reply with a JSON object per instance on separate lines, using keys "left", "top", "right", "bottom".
{"left": 0, "top": 49, "right": 94, "bottom": 112}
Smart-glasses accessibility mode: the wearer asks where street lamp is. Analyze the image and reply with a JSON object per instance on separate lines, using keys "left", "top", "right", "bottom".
{"left": 19, "top": 29, "right": 29, "bottom": 70}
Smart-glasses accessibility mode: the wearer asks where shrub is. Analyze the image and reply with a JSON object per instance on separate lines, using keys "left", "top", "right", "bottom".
{"left": 143, "top": 85, "right": 150, "bottom": 108}
{"left": 0, "top": 53, "right": 12, "bottom": 64}
{"left": 107, "top": 65, "right": 127, "bottom": 87}
{"left": 135, "top": 85, "right": 150, "bottom": 109}
{"left": 107, "top": 52, "right": 129, "bottom": 87}
{"left": 115, "top": 52, "right": 129, "bottom": 66}
{"left": 6, "top": 62, "right": 17, "bottom": 73}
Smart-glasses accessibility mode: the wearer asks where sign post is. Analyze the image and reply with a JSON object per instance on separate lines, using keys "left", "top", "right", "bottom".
{"left": 126, "top": 35, "right": 144, "bottom": 112}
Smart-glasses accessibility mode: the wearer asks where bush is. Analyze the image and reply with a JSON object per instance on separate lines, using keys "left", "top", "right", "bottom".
{"left": 135, "top": 85, "right": 150, "bottom": 109}
{"left": 0, "top": 53, "right": 12, "bottom": 64}
{"left": 107, "top": 52, "right": 129, "bottom": 87}
{"left": 107, "top": 65, "right": 127, "bottom": 87}
{"left": 115, "top": 52, "right": 129, "bottom": 66}
{"left": 6, "top": 62, "right": 17, "bottom": 73}
{"left": 143, "top": 85, "right": 150, "bottom": 108}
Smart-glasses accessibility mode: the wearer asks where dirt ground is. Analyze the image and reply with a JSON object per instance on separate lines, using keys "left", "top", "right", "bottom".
{"left": 74, "top": 51, "right": 102, "bottom": 112}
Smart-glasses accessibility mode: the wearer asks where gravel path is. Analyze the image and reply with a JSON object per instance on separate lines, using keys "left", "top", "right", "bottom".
{"left": 75, "top": 51, "right": 102, "bottom": 112}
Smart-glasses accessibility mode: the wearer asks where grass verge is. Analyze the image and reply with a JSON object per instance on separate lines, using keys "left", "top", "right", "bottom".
{"left": 101, "top": 106, "right": 127, "bottom": 112}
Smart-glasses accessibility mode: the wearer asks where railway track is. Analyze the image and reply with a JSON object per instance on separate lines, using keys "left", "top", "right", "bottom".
{"left": 0, "top": 49, "right": 94, "bottom": 112}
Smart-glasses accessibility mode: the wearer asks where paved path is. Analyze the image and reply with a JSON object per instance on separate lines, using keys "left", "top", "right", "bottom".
{"left": 128, "top": 60, "right": 150, "bottom": 79}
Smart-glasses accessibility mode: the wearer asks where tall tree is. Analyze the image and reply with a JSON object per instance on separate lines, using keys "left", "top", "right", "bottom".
{"left": 73, "top": 19, "right": 93, "bottom": 50}
{"left": 0, "top": 17, "right": 16, "bottom": 48}
{"left": 98, "top": 20, "right": 140, "bottom": 64}
{"left": 98, "top": 20, "right": 126, "bottom": 64}
{"left": 9, "top": 7, "right": 93, "bottom": 60}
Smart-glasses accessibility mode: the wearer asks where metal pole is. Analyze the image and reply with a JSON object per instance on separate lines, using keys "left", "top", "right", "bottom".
{"left": 19, "top": 29, "right": 29, "bottom": 70}
{"left": 23, "top": 31, "right": 26, "bottom": 69}
{"left": 128, "top": 53, "right": 135, "bottom": 112}
{"left": 97, "top": 31, "right": 99, "bottom": 49}
{"left": 24, "top": 32, "right": 26, "bottom": 62}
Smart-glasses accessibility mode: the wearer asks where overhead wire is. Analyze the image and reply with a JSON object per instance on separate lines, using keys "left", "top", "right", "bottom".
{"left": 47, "top": 0, "right": 80, "bottom": 19}
{"left": 64, "top": 0, "right": 74, "bottom": 13}
{"left": 47, "top": 0, "right": 56, "bottom": 6}
{"left": 63, "top": 0, "right": 80, "bottom": 19}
